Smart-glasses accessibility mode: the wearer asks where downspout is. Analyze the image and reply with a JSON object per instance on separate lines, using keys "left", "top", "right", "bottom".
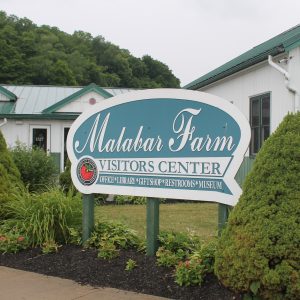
{"left": 0, "top": 118, "right": 7, "bottom": 127}
{"left": 268, "top": 55, "right": 299, "bottom": 112}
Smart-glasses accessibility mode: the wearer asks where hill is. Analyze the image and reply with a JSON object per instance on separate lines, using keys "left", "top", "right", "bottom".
{"left": 0, "top": 11, "right": 180, "bottom": 88}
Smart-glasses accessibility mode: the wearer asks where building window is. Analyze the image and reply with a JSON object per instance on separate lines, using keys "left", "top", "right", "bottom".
{"left": 250, "top": 93, "right": 270, "bottom": 155}
{"left": 31, "top": 126, "right": 50, "bottom": 152}
{"left": 63, "top": 127, "right": 70, "bottom": 167}
{"left": 32, "top": 128, "right": 47, "bottom": 151}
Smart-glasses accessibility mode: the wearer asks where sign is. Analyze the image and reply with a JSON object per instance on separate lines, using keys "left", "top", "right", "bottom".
{"left": 67, "top": 89, "right": 250, "bottom": 206}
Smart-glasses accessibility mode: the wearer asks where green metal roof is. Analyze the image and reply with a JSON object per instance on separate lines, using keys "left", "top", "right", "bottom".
{"left": 0, "top": 86, "right": 17, "bottom": 101}
{"left": 0, "top": 84, "right": 139, "bottom": 119}
{"left": 0, "top": 102, "right": 15, "bottom": 114}
{"left": 184, "top": 24, "right": 300, "bottom": 90}
{"left": 43, "top": 83, "right": 113, "bottom": 113}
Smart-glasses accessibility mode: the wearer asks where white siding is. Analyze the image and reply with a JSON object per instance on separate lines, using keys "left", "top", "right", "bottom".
{"left": 288, "top": 47, "right": 300, "bottom": 110}
{"left": 56, "top": 91, "right": 106, "bottom": 113}
{"left": 1, "top": 119, "right": 74, "bottom": 171}
{"left": 1, "top": 119, "right": 30, "bottom": 148}
{"left": 3, "top": 119, "right": 55, "bottom": 150}
{"left": 199, "top": 61, "right": 294, "bottom": 134}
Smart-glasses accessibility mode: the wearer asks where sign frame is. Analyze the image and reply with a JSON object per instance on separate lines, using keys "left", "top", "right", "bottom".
{"left": 67, "top": 89, "right": 250, "bottom": 206}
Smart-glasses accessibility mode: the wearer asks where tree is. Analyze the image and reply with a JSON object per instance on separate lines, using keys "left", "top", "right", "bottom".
{"left": 49, "top": 60, "right": 76, "bottom": 85}
{"left": 0, "top": 10, "right": 181, "bottom": 88}
{"left": 0, "top": 21, "right": 26, "bottom": 83}
{"left": 142, "top": 55, "right": 180, "bottom": 88}
{"left": 214, "top": 113, "right": 300, "bottom": 299}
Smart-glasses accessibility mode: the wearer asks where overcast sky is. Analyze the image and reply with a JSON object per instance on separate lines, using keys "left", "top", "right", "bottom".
{"left": 2, "top": 0, "right": 300, "bottom": 86}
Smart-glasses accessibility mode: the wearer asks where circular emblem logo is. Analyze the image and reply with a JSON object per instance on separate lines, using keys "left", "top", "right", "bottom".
{"left": 77, "top": 158, "right": 98, "bottom": 186}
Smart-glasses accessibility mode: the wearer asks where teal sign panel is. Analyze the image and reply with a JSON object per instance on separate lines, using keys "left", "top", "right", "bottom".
{"left": 67, "top": 89, "right": 250, "bottom": 205}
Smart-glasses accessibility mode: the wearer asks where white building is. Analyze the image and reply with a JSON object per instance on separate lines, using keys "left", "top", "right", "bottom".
{"left": 185, "top": 24, "right": 300, "bottom": 182}
{"left": 0, "top": 83, "right": 137, "bottom": 171}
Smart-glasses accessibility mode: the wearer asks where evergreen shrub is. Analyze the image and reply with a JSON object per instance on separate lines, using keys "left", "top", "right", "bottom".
{"left": 214, "top": 113, "right": 300, "bottom": 299}
{"left": 0, "top": 131, "right": 24, "bottom": 216}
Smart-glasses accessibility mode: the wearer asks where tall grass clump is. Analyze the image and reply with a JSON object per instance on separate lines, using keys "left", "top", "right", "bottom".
{"left": 3, "top": 188, "right": 82, "bottom": 246}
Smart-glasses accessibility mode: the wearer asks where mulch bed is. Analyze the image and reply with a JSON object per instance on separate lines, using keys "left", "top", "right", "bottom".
{"left": 0, "top": 245, "right": 241, "bottom": 300}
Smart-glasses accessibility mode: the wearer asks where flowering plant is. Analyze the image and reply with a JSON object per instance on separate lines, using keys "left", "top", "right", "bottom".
{"left": 156, "top": 247, "right": 186, "bottom": 267}
{"left": 175, "top": 258, "right": 206, "bottom": 286}
{"left": 0, "top": 233, "right": 29, "bottom": 253}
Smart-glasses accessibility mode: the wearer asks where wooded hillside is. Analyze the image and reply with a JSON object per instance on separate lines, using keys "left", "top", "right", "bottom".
{"left": 0, "top": 11, "right": 180, "bottom": 88}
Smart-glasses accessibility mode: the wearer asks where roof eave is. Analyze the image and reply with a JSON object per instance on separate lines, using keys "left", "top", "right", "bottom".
{"left": 184, "top": 45, "right": 286, "bottom": 90}
{"left": 42, "top": 83, "right": 113, "bottom": 113}
{"left": 0, "top": 86, "right": 17, "bottom": 101}
{"left": 0, "top": 113, "right": 79, "bottom": 120}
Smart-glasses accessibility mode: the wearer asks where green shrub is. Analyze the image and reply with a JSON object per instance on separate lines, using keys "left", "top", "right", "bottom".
{"left": 0, "top": 131, "right": 24, "bottom": 217}
{"left": 3, "top": 188, "right": 82, "bottom": 246}
{"left": 158, "top": 231, "right": 201, "bottom": 253}
{"left": 68, "top": 227, "right": 82, "bottom": 245}
{"left": 97, "top": 241, "right": 120, "bottom": 259}
{"left": 114, "top": 195, "right": 147, "bottom": 205}
{"left": 156, "top": 231, "right": 203, "bottom": 269}
{"left": 10, "top": 142, "right": 58, "bottom": 192}
{"left": 0, "top": 164, "right": 22, "bottom": 218}
{"left": 0, "top": 228, "right": 29, "bottom": 253}
{"left": 59, "top": 158, "right": 75, "bottom": 194}
{"left": 94, "top": 194, "right": 109, "bottom": 205}
{"left": 214, "top": 113, "right": 300, "bottom": 299}
{"left": 125, "top": 259, "right": 138, "bottom": 271}
{"left": 193, "top": 239, "right": 217, "bottom": 273}
{"left": 86, "top": 221, "right": 141, "bottom": 258}
{"left": 174, "top": 239, "right": 218, "bottom": 286}
{"left": 175, "top": 258, "right": 206, "bottom": 287}
{"left": 156, "top": 247, "right": 186, "bottom": 267}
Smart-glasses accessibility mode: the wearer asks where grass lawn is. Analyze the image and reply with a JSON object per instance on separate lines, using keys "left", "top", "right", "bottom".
{"left": 95, "top": 202, "right": 218, "bottom": 240}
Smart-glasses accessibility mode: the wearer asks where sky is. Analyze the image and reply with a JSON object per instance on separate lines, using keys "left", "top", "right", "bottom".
{"left": 1, "top": 0, "right": 300, "bottom": 86}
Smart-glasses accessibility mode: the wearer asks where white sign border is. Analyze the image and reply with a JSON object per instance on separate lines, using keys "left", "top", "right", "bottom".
{"left": 67, "top": 89, "right": 250, "bottom": 206}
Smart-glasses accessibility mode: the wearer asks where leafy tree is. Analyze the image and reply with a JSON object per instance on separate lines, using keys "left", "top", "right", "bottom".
{"left": 0, "top": 11, "right": 180, "bottom": 88}
{"left": 142, "top": 55, "right": 180, "bottom": 87}
{"left": 214, "top": 113, "right": 300, "bottom": 299}
{"left": 49, "top": 60, "right": 76, "bottom": 85}
{"left": 0, "top": 20, "right": 26, "bottom": 83}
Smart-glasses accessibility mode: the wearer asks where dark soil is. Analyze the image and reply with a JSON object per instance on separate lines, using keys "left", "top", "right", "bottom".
{"left": 0, "top": 245, "right": 241, "bottom": 300}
